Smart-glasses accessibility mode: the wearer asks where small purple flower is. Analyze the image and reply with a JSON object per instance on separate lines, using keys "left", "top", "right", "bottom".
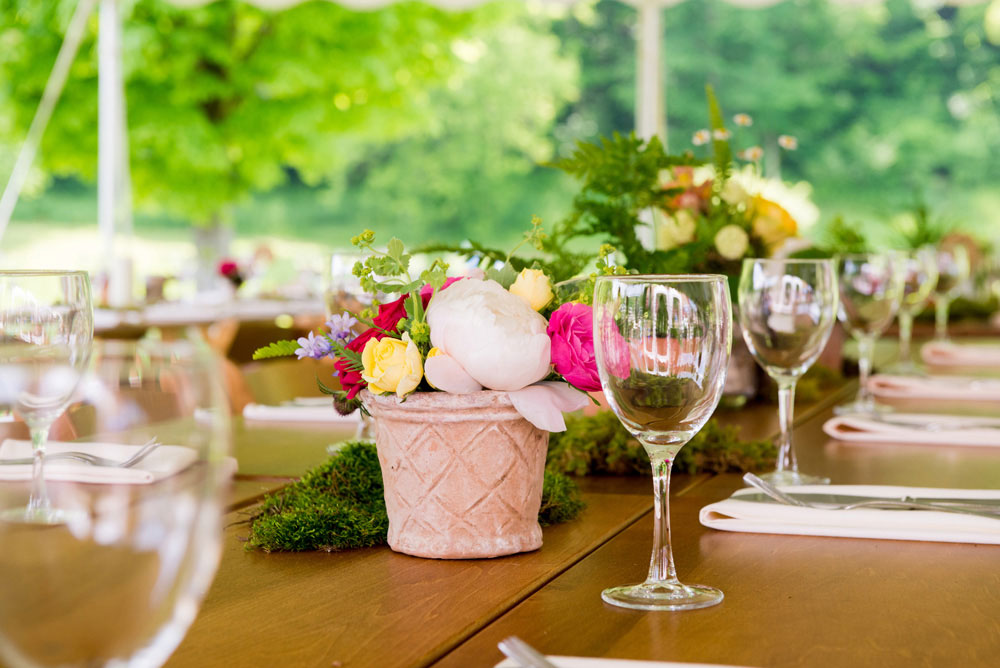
{"left": 295, "top": 331, "right": 332, "bottom": 360}
{"left": 325, "top": 312, "right": 358, "bottom": 343}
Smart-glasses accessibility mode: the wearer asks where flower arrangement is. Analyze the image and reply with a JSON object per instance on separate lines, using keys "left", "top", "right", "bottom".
{"left": 545, "top": 85, "right": 817, "bottom": 292}
{"left": 254, "top": 220, "right": 627, "bottom": 432}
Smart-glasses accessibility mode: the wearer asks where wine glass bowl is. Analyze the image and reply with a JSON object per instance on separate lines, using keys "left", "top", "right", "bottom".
{"left": 738, "top": 259, "right": 837, "bottom": 485}
{"left": 593, "top": 275, "right": 731, "bottom": 611}
{"left": 0, "top": 339, "right": 231, "bottom": 668}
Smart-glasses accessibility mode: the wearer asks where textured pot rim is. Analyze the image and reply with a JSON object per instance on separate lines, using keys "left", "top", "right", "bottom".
{"left": 361, "top": 388, "right": 517, "bottom": 411}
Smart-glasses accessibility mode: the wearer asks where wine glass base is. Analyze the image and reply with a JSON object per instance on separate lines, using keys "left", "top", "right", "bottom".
{"left": 601, "top": 581, "right": 723, "bottom": 611}
{"left": 881, "top": 361, "right": 926, "bottom": 377}
{"left": 755, "top": 470, "right": 830, "bottom": 486}
{"left": 833, "top": 400, "right": 892, "bottom": 416}
{"left": 0, "top": 506, "right": 84, "bottom": 525}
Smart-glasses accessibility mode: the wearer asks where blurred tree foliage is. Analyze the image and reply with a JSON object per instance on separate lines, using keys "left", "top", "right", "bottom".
{"left": 0, "top": 0, "right": 481, "bottom": 223}
{"left": 2, "top": 0, "right": 999, "bottom": 250}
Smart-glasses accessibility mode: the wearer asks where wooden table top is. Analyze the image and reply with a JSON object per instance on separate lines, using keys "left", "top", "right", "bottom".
{"left": 166, "top": 382, "right": 1000, "bottom": 668}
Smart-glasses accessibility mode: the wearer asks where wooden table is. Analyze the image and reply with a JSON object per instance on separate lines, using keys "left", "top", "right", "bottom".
{"left": 166, "top": 383, "right": 1000, "bottom": 668}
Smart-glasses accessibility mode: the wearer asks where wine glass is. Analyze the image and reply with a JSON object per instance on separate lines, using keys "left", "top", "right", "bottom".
{"left": 932, "top": 244, "right": 971, "bottom": 342}
{"left": 0, "top": 339, "right": 231, "bottom": 667}
{"left": 0, "top": 270, "right": 93, "bottom": 523}
{"left": 885, "top": 248, "right": 938, "bottom": 375}
{"left": 593, "top": 275, "right": 731, "bottom": 611}
{"left": 324, "top": 250, "right": 368, "bottom": 318}
{"left": 738, "top": 259, "right": 837, "bottom": 486}
{"left": 835, "top": 253, "right": 903, "bottom": 415}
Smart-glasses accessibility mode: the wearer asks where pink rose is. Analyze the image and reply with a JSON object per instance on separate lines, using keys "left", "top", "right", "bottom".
{"left": 547, "top": 303, "right": 602, "bottom": 392}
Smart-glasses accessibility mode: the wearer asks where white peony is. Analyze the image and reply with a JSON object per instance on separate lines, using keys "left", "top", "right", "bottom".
{"left": 425, "top": 278, "right": 551, "bottom": 392}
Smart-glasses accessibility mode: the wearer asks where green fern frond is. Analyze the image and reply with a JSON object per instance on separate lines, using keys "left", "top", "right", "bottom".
{"left": 252, "top": 340, "right": 300, "bottom": 360}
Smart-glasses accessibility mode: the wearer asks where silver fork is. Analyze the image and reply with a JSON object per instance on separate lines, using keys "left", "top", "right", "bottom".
{"left": 742, "top": 472, "right": 1000, "bottom": 517}
{"left": 1, "top": 438, "right": 161, "bottom": 469}
{"left": 498, "top": 636, "right": 559, "bottom": 668}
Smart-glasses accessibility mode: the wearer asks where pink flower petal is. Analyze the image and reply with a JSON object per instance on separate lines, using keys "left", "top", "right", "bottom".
{"left": 508, "top": 381, "right": 590, "bottom": 432}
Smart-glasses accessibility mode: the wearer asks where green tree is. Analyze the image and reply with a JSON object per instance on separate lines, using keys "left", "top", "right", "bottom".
{"left": 0, "top": 0, "right": 478, "bottom": 225}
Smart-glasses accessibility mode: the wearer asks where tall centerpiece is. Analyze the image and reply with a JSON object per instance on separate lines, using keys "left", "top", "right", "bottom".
{"left": 547, "top": 86, "right": 817, "bottom": 403}
{"left": 256, "top": 223, "right": 618, "bottom": 559}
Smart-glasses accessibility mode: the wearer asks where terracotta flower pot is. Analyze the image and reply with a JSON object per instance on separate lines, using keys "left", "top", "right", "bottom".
{"left": 361, "top": 389, "right": 549, "bottom": 559}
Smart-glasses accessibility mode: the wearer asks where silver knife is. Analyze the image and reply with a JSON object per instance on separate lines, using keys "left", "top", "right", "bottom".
{"left": 737, "top": 492, "right": 1000, "bottom": 510}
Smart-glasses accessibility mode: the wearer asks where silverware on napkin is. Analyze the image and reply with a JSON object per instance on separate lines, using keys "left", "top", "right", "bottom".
{"left": 742, "top": 473, "right": 1000, "bottom": 518}
{"left": 498, "top": 636, "right": 559, "bottom": 668}
{"left": 0, "top": 439, "right": 160, "bottom": 469}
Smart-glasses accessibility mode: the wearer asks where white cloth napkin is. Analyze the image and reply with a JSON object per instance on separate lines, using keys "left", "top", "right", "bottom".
{"left": 823, "top": 413, "right": 1000, "bottom": 447}
{"left": 921, "top": 340, "right": 1000, "bottom": 369}
{"left": 0, "top": 440, "right": 199, "bottom": 484}
{"left": 700, "top": 484, "right": 1000, "bottom": 544}
{"left": 497, "top": 658, "right": 750, "bottom": 668}
{"left": 242, "top": 398, "right": 361, "bottom": 424}
{"left": 868, "top": 373, "right": 1000, "bottom": 402}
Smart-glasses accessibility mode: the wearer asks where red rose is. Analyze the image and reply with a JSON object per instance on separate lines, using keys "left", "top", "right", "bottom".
{"left": 547, "top": 303, "right": 602, "bottom": 392}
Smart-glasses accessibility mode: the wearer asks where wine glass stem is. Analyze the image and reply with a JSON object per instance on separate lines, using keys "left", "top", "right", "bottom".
{"left": 935, "top": 298, "right": 950, "bottom": 341}
{"left": 26, "top": 426, "right": 51, "bottom": 514}
{"left": 898, "top": 309, "right": 913, "bottom": 365}
{"left": 857, "top": 335, "right": 874, "bottom": 407}
{"left": 776, "top": 380, "right": 797, "bottom": 474}
{"left": 645, "top": 454, "right": 679, "bottom": 586}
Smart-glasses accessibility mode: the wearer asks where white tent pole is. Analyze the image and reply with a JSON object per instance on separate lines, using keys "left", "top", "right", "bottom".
{"left": 99, "top": 0, "right": 134, "bottom": 305}
{"left": 0, "top": 0, "right": 97, "bottom": 249}
{"left": 634, "top": 0, "right": 666, "bottom": 144}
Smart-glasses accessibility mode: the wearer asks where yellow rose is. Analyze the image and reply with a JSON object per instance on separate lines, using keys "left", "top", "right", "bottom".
{"left": 714, "top": 224, "right": 750, "bottom": 260}
{"left": 751, "top": 196, "right": 798, "bottom": 250}
{"left": 361, "top": 332, "right": 423, "bottom": 398}
{"left": 654, "top": 209, "right": 697, "bottom": 251}
{"left": 509, "top": 268, "right": 553, "bottom": 311}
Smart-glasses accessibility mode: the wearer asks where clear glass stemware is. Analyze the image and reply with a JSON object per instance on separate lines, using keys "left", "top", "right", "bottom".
{"left": 886, "top": 248, "right": 938, "bottom": 374}
{"left": 0, "top": 270, "right": 93, "bottom": 523}
{"left": 738, "top": 258, "right": 837, "bottom": 486}
{"left": 593, "top": 274, "right": 731, "bottom": 611}
{"left": 0, "top": 339, "right": 231, "bottom": 668}
{"left": 835, "top": 253, "right": 903, "bottom": 415}
{"left": 932, "top": 244, "right": 971, "bottom": 342}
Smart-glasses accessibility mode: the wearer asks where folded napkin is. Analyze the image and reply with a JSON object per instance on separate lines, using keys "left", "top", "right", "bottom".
{"left": 700, "top": 484, "right": 1000, "bottom": 544}
{"left": 868, "top": 373, "right": 1000, "bottom": 402}
{"left": 0, "top": 440, "right": 199, "bottom": 484}
{"left": 497, "top": 658, "right": 749, "bottom": 668}
{"left": 823, "top": 413, "right": 1000, "bottom": 447}
{"left": 242, "top": 398, "right": 361, "bottom": 424}
{"left": 921, "top": 340, "right": 1000, "bottom": 369}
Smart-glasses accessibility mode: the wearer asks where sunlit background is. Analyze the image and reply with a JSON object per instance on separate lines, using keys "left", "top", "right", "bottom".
{"left": 2, "top": 0, "right": 999, "bottom": 295}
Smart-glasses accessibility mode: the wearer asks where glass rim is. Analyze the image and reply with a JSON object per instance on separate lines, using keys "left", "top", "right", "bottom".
{"left": 0, "top": 269, "right": 89, "bottom": 277}
{"left": 594, "top": 273, "right": 728, "bottom": 283}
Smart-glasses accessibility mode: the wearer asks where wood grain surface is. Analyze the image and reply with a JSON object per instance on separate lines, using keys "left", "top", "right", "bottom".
{"left": 436, "top": 406, "right": 1000, "bottom": 668}
{"left": 165, "top": 490, "right": 654, "bottom": 668}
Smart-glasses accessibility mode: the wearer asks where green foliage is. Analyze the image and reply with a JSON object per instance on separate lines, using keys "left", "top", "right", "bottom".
{"left": 547, "top": 132, "right": 698, "bottom": 278}
{"left": 0, "top": 0, "right": 479, "bottom": 222}
{"left": 251, "top": 340, "right": 299, "bottom": 360}
{"left": 538, "top": 470, "right": 586, "bottom": 527}
{"left": 245, "top": 442, "right": 586, "bottom": 552}
{"left": 245, "top": 442, "right": 388, "bottom": 552}
{"left": 547, "top": 411, "right": 776, "bottom": 477}
{"left": 705, "top": 84, "right": 732, "bottom": 189}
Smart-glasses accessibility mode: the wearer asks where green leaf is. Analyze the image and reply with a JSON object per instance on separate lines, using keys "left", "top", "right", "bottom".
{"left": 485, "top": 261, "right": 519, "bottom": 289}
{"left": 252, "top": 340, "right": 300, "bottom": 360}
{"left": 420, "top": 265, "right": 448, "bottom": 292}
{"left": 367, "top": 256, "right": 402, "bottom": 277}
{"left": 386, "top": 237, "right": 405, "bottom": 261}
